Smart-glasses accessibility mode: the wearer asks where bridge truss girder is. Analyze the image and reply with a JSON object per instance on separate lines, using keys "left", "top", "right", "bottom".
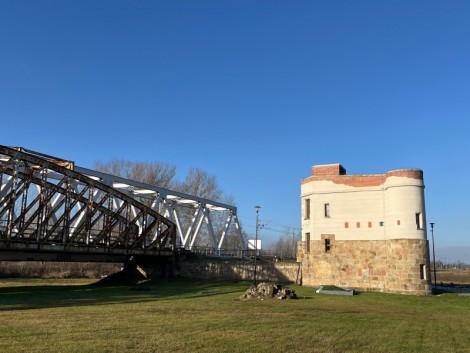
{"left": 75, "top": 167, "right": 246, "bottom": 252}
{"left": 0, "top": 146, "right": 176, "bottom": 256}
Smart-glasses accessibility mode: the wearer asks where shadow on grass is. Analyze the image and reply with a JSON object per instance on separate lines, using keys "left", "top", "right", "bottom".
{"left": 0, "top": 277, "right": 249, "bottom": 311}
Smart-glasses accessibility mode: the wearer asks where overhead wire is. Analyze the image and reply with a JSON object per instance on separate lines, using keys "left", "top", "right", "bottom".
{"left": 237, "top": 217, "right": 300, "bottom": 235}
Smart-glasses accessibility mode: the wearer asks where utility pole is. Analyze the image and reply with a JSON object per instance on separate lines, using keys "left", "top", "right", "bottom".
{"left": 292, "top": 228, "right": 296, "bottom": 258}
{"left": 430, "top": 222, "right": 437, "bottom": 290}
{"left": 253, "top": 205, "right": 261, "bottom": 286}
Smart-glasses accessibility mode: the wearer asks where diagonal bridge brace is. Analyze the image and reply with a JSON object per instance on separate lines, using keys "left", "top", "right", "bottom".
{"left": 0, "top": 145, "right": 176, "bottom": 254}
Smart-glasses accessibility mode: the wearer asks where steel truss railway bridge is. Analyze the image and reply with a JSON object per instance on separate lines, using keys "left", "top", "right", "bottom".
{"left": 0, "top": 145, "right": 245, "bottom": 265}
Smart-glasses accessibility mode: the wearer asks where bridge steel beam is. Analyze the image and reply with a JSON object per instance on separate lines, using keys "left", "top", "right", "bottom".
{"left": 74, "top": 167, "right": 246, "bottom": 252}
{"left": 0, "top": 146, "right": 176, "bottom": 258}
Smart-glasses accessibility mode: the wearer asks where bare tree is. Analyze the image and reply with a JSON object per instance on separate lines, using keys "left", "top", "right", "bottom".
{"left": 177, "top": 167, "right": 222, "bottom": 200}
{"left": 94, "top": 159, "right": 177, "bottom": 189}
{"left": 267, "top": 227, "right": 299, "bottom": 260}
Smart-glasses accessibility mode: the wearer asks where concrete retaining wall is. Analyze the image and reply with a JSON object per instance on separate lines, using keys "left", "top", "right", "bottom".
{"left": 179, "top": 256, "right": 301, "bottom": 283}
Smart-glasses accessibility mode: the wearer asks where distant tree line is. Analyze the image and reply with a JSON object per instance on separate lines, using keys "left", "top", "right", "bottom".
{"left": 0, "top": 261, "right": 120, "bottom": 279}
{"left": 263, "top": 227, "right": 300, "bottom": 261}
{"left": 435, "top": 260, "right": 470, "bottom": 270}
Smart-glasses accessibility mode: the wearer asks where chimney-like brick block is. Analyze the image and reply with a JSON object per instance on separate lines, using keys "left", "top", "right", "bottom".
{"left": 312, "top": 164, "right": 346, "bottom": 176}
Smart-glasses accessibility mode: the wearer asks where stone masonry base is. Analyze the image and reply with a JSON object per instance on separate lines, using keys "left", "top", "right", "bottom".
{"left": 298, "top": 238, "right": 432, "bottom": 295}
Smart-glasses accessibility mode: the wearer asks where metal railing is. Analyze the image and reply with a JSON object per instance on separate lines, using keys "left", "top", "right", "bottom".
{"left": 185, "top": 246, "right": 297, "bottom": 262}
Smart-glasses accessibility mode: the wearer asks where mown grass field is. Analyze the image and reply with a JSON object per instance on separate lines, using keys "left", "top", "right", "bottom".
{"left": 437, "top": 269, "right": 470, "bottom": 285}
{"left": 0, "top": 278, "right": 469, "bottom": 353}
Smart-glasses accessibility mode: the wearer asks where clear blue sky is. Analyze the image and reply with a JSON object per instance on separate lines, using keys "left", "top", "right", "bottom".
{"left": 1, "top": 1, "right": 469, "bottom": 261}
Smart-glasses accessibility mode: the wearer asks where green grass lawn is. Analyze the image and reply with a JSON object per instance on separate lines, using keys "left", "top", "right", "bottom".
{"left": 0, "top": 278, "right": 469, "bottom": 353}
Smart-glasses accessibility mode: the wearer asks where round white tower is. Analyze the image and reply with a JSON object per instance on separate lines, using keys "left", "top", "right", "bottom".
{"left": 384, "top": 169, "right": 427, "bottom": 240}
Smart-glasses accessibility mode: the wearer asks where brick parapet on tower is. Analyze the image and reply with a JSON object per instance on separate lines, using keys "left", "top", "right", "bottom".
{"left": 385, "top": 169, "right": 423, "bottom": 180}
{"left": 302, "top": 164, "right": 423, "bottom": 188}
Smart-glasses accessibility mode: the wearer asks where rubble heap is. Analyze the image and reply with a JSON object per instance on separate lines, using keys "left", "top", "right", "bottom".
{"left": 239, "top": 282, "right": 297, "bottom": 300}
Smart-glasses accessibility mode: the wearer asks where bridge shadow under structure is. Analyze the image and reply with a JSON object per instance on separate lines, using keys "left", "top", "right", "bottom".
{"left": 0, "top": 145, "right": 176, "bottom": 265}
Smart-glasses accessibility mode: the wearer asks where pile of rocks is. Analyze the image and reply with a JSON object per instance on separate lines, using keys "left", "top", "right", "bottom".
{"left": 239, "top": 282, "right": 297, "bottom": 300}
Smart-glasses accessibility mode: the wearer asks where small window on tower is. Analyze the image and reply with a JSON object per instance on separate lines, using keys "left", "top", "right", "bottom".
{"left": 325, "top": 238, "right": 331, "bottom": 253}
{"left": 420, "top": 264, "right": 426, "bottom": 280}
{"left": 305, "top": 199, "right": 310, "bottom": 220}
{"left": 416, "top": 212, "right": 423, "bottom": 229}
{"left": 324, "top": 203, "right": 330, "bottom": 218}
{"left": 305, "top": 232, "right": 310, "bottom": 253}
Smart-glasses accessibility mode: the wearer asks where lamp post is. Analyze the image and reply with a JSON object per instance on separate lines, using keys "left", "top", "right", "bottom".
{"left": 430, "top": 222, "right": 437, "bottom": 289}
{"left": 253, "top": 205, "right": 261, "bottom": 286}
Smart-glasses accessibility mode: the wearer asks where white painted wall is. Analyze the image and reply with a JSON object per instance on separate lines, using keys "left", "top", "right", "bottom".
{"left": 384, "top": 176, "right": 426, "bottom": 240}
{"left": 301, "top": 172, "right": 427, "bottom": 242}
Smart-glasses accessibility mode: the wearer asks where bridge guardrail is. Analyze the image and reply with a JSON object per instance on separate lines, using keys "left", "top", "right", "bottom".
{"left": 183, "top": 246, "right": 297, "bottom": 262}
